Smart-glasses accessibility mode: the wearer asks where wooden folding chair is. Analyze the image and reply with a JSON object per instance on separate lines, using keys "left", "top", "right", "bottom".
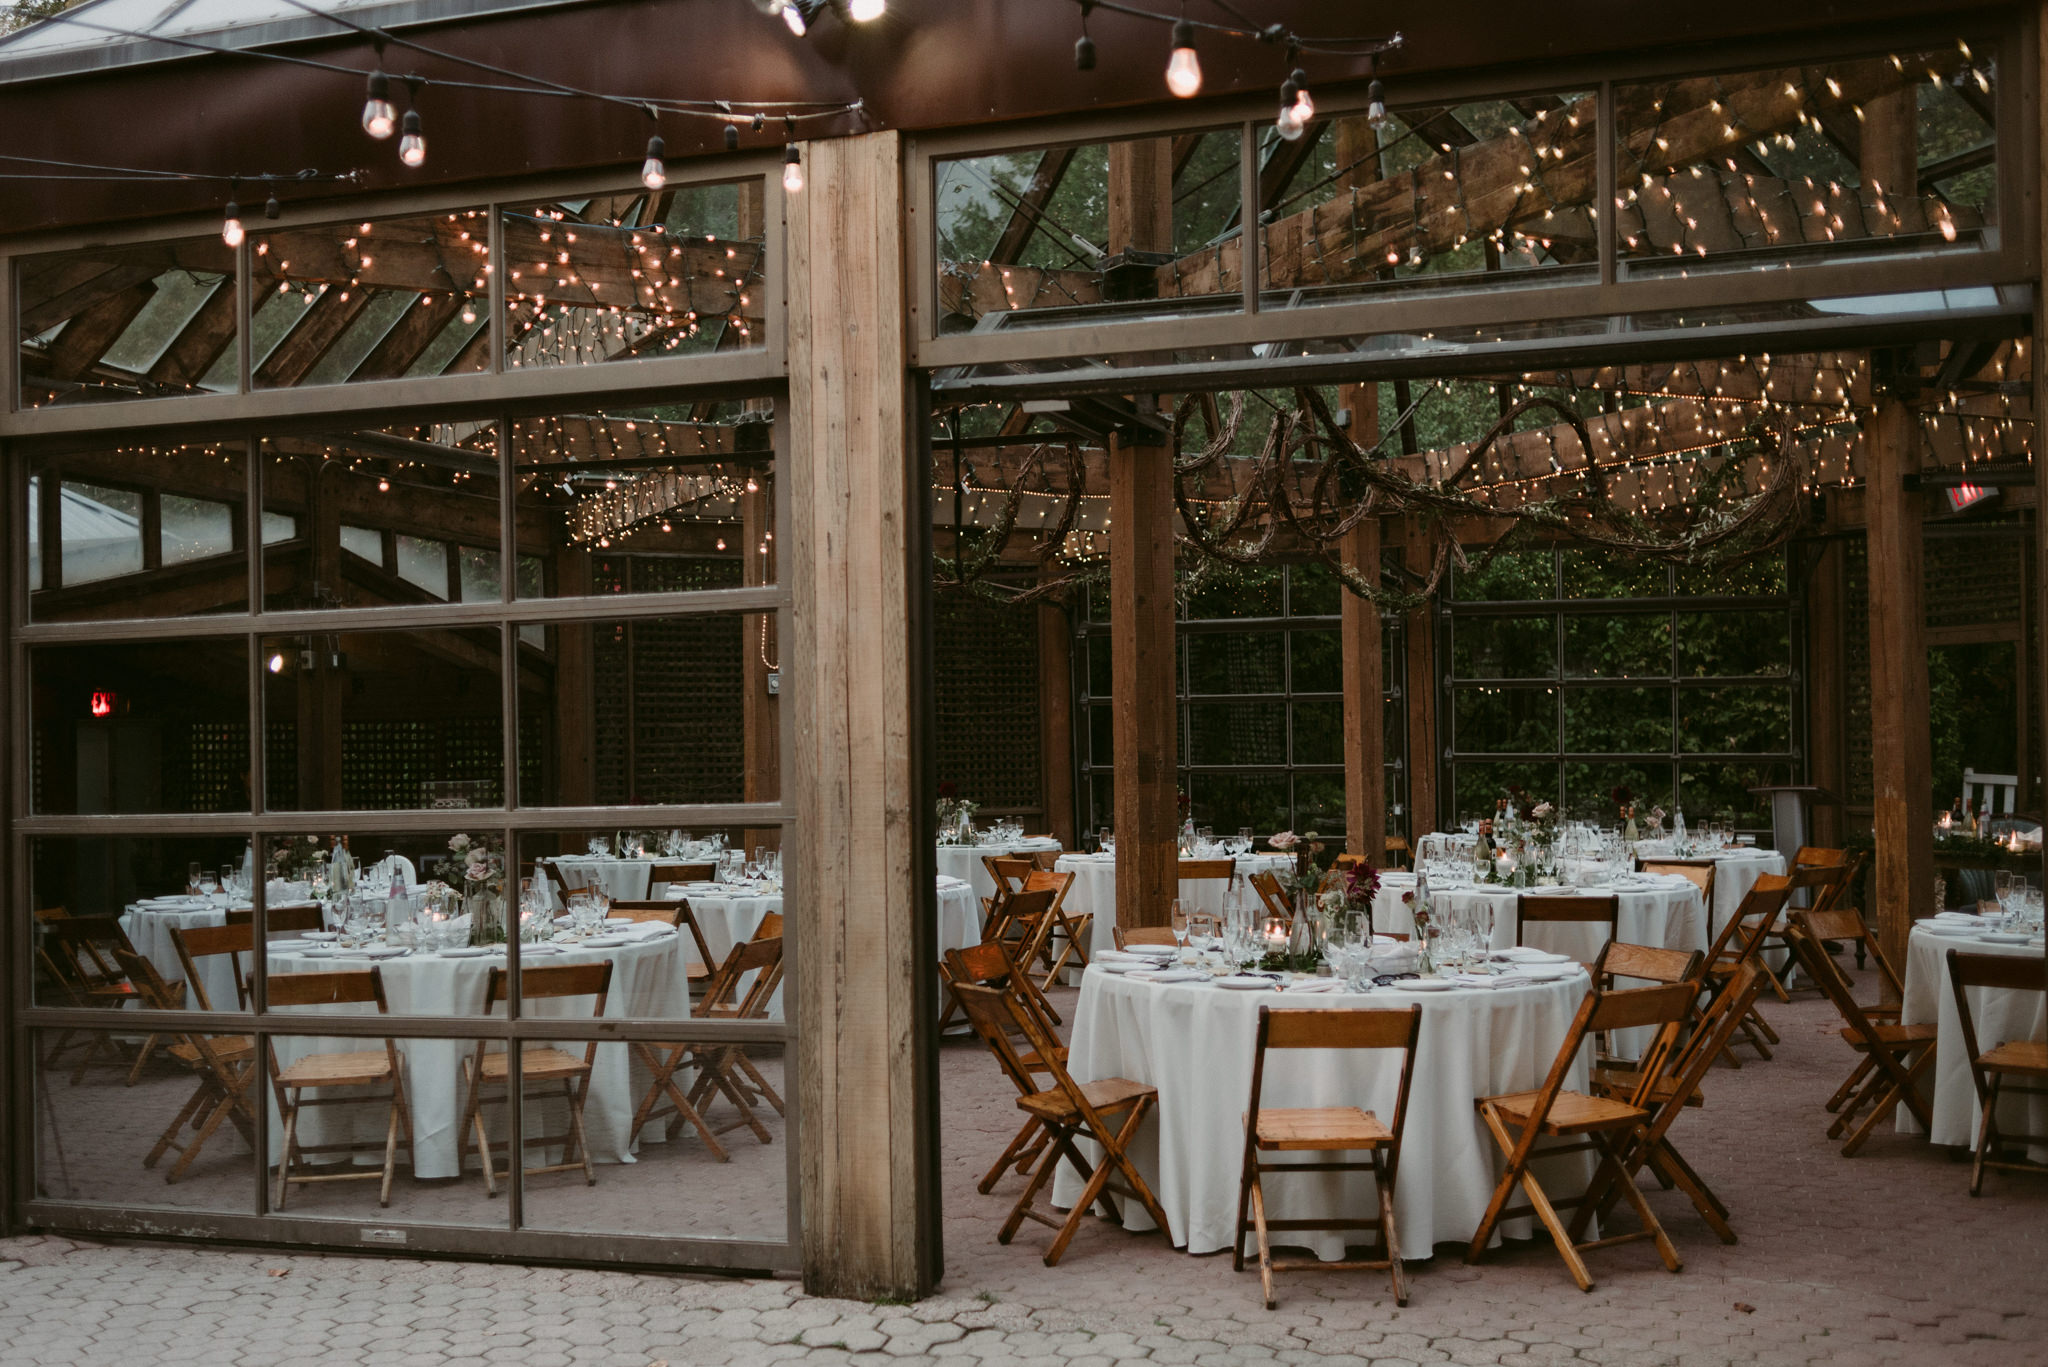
{"left": 1762, "top": 851, "right": 1859, "bottom": 988}
{"left": 1693, "top": 873, "right": 1796, "bottom": 1064}
{"left": 1466, "top": 980, "right": 1698, "bottom": 1291}
{"left": 629, "top": 935, "right": 786, "bottom": 1155}
{"left": 610, "top": 898, "right": 717, "bottom": 988}
{"left": 1579, "top": 963, "right": 1770, "bottom": 1248}
{"left": 1785, "top": 909, "right": 1934, "bottom": 1155}
{"left": 462, "top": 961, "right": 612, "bottom": 1195}
{"left": 266, "top": 968, "right": 413, "bottom": 1209}
{"left": 1028, "top": 850, "right": 1066, "bottom": 872}
{"left": 1587, "top": 941, "right": 1703, "bottom": 1088}
{"left": 171, "top": 921, "right": 255, "bottom": 1011}
{"left": 1180, "top": 858, "right": 1236, "bottom": 912}
{"left": 1383, "top": 836, "right": 1412, "bottom": 871}
{"left": 952, "top": 981, "right": 1173, "bottom": 1266}
{"left": 113, "top": 948, "right": 258, "bottom": 1183}
{"left": 1235, "top": 1004, "right": 1423, "bottom": 1309}
{"left": 110, "top": 943, "right": 197, "bottom": 1085}
{"left": 1249, "top": 870, "right": 1290, "bottom": 920}
{"left": 981, "top": 855, "right": 1035, "bottom": 920}
{"left": 1113, "top": 926, "right": 1177, "bottom": 950}
{"left": 1515, "top": 893, "right": 1620, "bottom": 965}
{"left": 1640, "top": 860, "right": 1716, "bottom": 919}
{"left": 38, "top": 916, "right": 166, "bottom": 1084}
{"left": 972, "top": 886, "right": 1066, "bottom": 1027}
{"left": 944, "top": 942, "right": 1069, "bottom": 1193}
{"left": 1774, "top": 894, "right": 1911, "bottom": 1112}
{"left": 1946, "top": 949, "right": 2048, "bottom": 1194}
{"left": 649, "top": 861, "right": 716, "bottom": 893}
{"left": 225, "top": 903, "right": 324, "bottom": 935}
{"left": 1018, "top": 869, "right": 1088, "bottom": 988}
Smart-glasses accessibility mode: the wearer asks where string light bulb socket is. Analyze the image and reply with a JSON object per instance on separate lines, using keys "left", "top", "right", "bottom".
{"left": 1276, "top": 76, "right": 1305, "bottom": 140}
{"left": 640, "top": 134, "right": 667, "bottom": 191}
{"left": 263, "top": 193, "right": 281, "bottom": 220}
{"left": 723, "top": 124, "right": 740, "bottom": 150}
{"left": 361, "top": 69, "right": 396, "bottom": 139}
{"left": 398, "top": 107, "right": 426, "bottom": 168}
{"left": 1165, "top": 18, "right": 1202, "bottom": 98}
{"left": 1074, "top": 0, "right": 1095, "bottom": 69}
{"left": 1366, "top": 78, "right": 1388, "bottom": 128}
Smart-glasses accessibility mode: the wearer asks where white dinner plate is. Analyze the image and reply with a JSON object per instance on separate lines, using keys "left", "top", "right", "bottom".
{"left": 266, "top": 940, "right": 310, "bottom": 953}
{"left": 1498, "top": 950, "right": 1573, "bottom": 965}
{"left": 1212, "top": 975, "right": 1277, "bottom": 990}
{"left": 1519, "top": 966, "right": 1576, "bottom": 981}
{"left": 436, "top": 947, "right": 493, "bottom": 958}
{"left": 296, "top": 947, "right": 341, "bottom": 958}
{"left": 1094, "top": 960, "right": 1138, "bottom": 973}
{"left": 1390, "top": 977, "right": 1456, "bottom": 991}
{"left": 581, "top": 936, "right": 627, "bottom": 948}
{"left": 1977, "top": 932, "right": 2034, "bottom": 944}
{"left": 1920, "top": 923, "right": 1981, "bottom": 937}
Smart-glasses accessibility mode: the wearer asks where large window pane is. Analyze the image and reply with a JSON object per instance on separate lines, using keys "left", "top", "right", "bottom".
{"left": 1677, "top": 762, "right": 1776, "bottom": 830}
{"left": 503, "top": 182, "right": 765, "bottom": 370}
{"left": 32, "top": 639, "right": 250, "bottom": 815}
{"left": 1292, "top": 700, "right": 1342, "bottom": 764}
{"left": 1453, "top": 551, "right": 1554, "bottom": 601}
{"left": 1450, "top": 762, "right": 1557, "bottom": 825}
{"left": 251, "top": 208, "right": 490, "bottom": 389}
{"left": 1187, "top": 701, "right": 1286, "bottom": 766}
{"left": 28, "top": 442, "right": 251, "bottom": 621}
{"left": 18, "top": 233, "right": 237, "bottom": 407}
{"left": 1290, "top": 629, "right": 1341, "bottom": 693}
{"left": 1562, "top": 761, "right": 1672, "bottom": 824}
{"left": 1563, "top": 685, "right": 1672, "bottom": 753}
{"left": 1563, "top": 614, "right": 1672, "bottom": 679}
{"left": 1676, "top": 611, "right": 1789, "bottom": 677}
{"left": 1186, "top": 631, "right": 1282, "bottom": 695}
{"left": 1452, "top": 686, "right": 1558, "bottom": 753}
{"left": 1186, "top": 773, "right": 1288, "bottom": 836}
{"left": 1453, "top": 615, "right": 1556, "bottom": 679}
{"left": 1678, "top": 684, "right": 1793, "bottom": 754}
{"left": 263, "top": 627, "right": 504, "bottom": 811}
{"left": 1561, "top": 549, "right": 1666, "bottom": 599}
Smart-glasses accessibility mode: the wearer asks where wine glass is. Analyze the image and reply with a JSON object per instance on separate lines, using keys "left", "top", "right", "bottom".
{"left": 198, "top": 868, "right": 219, "bottom": 898}
{"left": 1169, "top": 898, "right": 1189, "bottom": 952}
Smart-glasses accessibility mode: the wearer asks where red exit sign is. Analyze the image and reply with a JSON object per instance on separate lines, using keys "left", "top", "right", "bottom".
{"left": 89, "top": 691, "right": 116, "bottom": 718}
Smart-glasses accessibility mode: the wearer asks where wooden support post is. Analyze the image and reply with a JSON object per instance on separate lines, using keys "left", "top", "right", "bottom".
{"left": 788, "top": 130, "right": 939, "bottom": 1300}
{"left": 1865, "top": 395, "right": 1933, "bottom": 999}
{"left": 1806, "top": 538, "right": 1846, "bottom": 848}
{"left": 1338, "top": 383, "right": 1385, "bottom": 858}
{"left": 742, "top": 483, "right": 780, "bottom": 854}
{"left": 1859, "top": 86, "right": 1917, "bottom": 202}
{"left": 1107, "top": 140, "right": 1174, "bottom": 253}
{"left": 1110, "top": 432, "right": 1178, "bottom": 930}
{"left": 552, "top": 545, "right": 596, "bottom": 806}
{"left": 1403, "top": 520, "right": 1439, "bottom": 836}
{"left": 1038, "top": 594, "right": 1076, "bottom": 845}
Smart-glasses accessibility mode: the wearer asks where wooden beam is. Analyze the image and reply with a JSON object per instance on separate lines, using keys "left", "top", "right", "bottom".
{"left": 1403, "top": 519, "right": 1439, "bottom": 837}
{"left": 255, "top": 286, "right": 375, "bottom": 390}
{"left": 1864, "top": 395, "right": 1933, "bottom": 1001}
{"left": 1339, "top": 385, "right": 1385, "bottom": 859}
{"left": 788, "top": 130, "right": 938, "bottom": 1301}
{"left": 1108, "top": 139, "right": 1174, "bottom": 254}
{"left": 1109, "top": 431, "right": 1178, "bottom": 931}
{"left": 1038, "top": 586, "right": 1075, "bottom": 847}
{"left": 1805, "top": 538, "right": 1847, "bottom": 848}
{"left": 348, "top": 292, "right": 463, "bottom": 383}
{"left": 146, "top": 277, "right": 238, "bottom": 389}
{"left": 988, "top": 147, "right": 1077, "bottom": 264}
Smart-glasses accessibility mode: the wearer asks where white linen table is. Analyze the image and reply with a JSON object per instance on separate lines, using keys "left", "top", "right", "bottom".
{"left": 1372, "top": 873, "right": 1708, "bottom": 962}
{"left": 668, "top": 876, "right": 983, "bottom": 1020}
{"left": 1054, "top": 853, "right": 1292, "bottom": 956}
{"left": 120, "top": 896, "right": 323, "bottom": 1011}
{"left": 1897, "top": 921, "right": 2046, "bottom": 1158}
{"left": 265, "top": 931, "right": 691, "bottom": 1180}
{"left": 1053, "top": 965, "right": 1594, "bottom": 1259}
{"left": 1630, "top": 846, "right": 1787, "bottom": 939}
{"left": 938, "top": 838, "right": 1063, "bottom": 905}
{"left": 546, "top": 855, "right": 660, "bottom": 901}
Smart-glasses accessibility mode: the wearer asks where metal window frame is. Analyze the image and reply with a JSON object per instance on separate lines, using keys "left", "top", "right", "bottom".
{"left": 906, "top": 14, "right": 2036, "bottom": 378}
{"left": 1440, "top": 549, "right": 1801, "bottom": 827}
{"left": 2, "top": 160, "right": 801, "bottom": 1270}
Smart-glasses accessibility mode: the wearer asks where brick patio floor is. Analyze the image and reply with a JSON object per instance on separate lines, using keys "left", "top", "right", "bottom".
{"left": 4, "top": 966, "right": 2045, "bottom": 1365}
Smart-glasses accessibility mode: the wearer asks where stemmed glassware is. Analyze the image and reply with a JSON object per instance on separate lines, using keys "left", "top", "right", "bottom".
{"left": 1169, "top": 898, "right": 1189, "bottom": 953}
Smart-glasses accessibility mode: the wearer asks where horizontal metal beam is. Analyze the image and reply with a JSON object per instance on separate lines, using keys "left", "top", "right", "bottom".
{"left": 13, "top": 803, "right": 796, "bottom": 834}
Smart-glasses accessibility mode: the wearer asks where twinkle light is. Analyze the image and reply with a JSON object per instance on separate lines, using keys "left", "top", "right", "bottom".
{"left": 848, "top": 0, "right": 885, "bottom": 19}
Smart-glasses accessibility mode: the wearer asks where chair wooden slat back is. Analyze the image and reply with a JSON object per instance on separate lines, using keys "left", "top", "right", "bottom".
{"left": 266, "top": 966, "right": 387, "bottom": 1011}
{"left": 170, "top": 922, "right": 255, "bottom": 1013}
{"left": 1114, "top": 926, "right": 1176, "bottom": 949}
{"left": 608, "top": 898, "right": 719, "bottom": 981}
{"left": 1792, "top": 845, "right": 1848, "bottom": 868}
{"left": 1515, "top": 894, "right": 1619, "bottom": 960}
{"left": 1029, "top": 850, "right": 1065, "bottom": 872}
{"left": 1705, "top": 874, "right": 1791, "bottom": 964}
{"left": 1179, "top": 859, "right": 1236, "bottom": 883}
{"left": 1594, "top": 941, "right": 1703, "bottom": 989}
{"left": 1641, "top": 860, "right": 1715, "bottom": 907}
{"left": 697, "top": 936, "right": 784, "bottom": 1020}
{"left": 651, "top": 862, "right": 716, "bottom": 884}
{"left": 1587, "top": 982, "right": 1700, "bottom": 1035}
{"left": 1249, "top": 870, "right": 1289, "bottom": 919}
{"left": 485, "top": 961, "right": 613, "bottom": 1009}
{"left": 1261, "top": 1004, "right": 1421, "bottom": 1052}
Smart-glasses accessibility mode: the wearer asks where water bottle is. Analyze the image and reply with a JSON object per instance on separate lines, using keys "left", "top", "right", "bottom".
{"left": 1672, "top": 805, "right": 1687, "bottom": 852}
{"left": 386, "top": 849, "right": 403, "bottom": 901}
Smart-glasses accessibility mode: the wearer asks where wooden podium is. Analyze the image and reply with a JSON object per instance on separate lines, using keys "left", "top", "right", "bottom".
{"left": 1748, "top": 785, "right": 1839, "bottom": 855}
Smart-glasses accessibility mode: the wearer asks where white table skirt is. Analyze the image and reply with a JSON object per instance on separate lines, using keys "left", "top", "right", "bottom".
{"left": 671, "top": 877, "right": 982, "bottom": 1021}
{"left": 1372, "top": 873, "right": 1707, "bottom": 962}
{"left": 1898, "top": 924, "right": 2047, "bottom": 1157}
{"left": 547, "top": 856, "right": 660, "bottom": 901}
{"left": 938, "top": 838, "right": 1063, "bottom": 905}
{"left": 1054, "top": 853, "right": 1292, "bottom": 955}
{"left": 266, "top": 934, "right": 690, "bottom": 1180}
{"left": 1053, "top": 967, "right": 1594, "bottom": 1259}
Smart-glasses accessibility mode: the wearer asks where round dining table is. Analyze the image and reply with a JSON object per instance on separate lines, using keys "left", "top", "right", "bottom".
{"left": 265, "top": 927, "right": 692, "bottom": 1180}
{"left": 1053, "top": 964, "right": 1594, "bottom": 1259}
{"left": 1372, "top": 871, "right": 1708, "bottom": 961}
{"left": 937, "top": 837, "right": 1064, "bottom": 905}
{"left": 1053, "top": 852, "right": 1292, "bottom": 956}
{"left": 1631, "top": 844, "right": 1788, "bottom": 938}
{"left": 1897, "top": 917, "right": 2047, "bottom": 1159}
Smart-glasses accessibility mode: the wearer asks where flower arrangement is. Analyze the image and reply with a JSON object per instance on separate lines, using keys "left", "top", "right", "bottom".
{"left": 1268, "top": 829, "right": 1334, "bottom": 898}
{"left": 269, "top": 834, "right": 328, "bottom": 883}
{"left": 935, "top": 782, "right": 979, "bottom": 841}
{"left": 428, "top": 834, "right": 508, "bottom": 945}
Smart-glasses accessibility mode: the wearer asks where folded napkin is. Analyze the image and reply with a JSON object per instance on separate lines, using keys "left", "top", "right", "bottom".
{"left": 616, "top": 920, "right": 675, "bottom": 941}
{"left": 1093, "top": 951, "right": 1152, "bottom": 966}
{"left": 935, "top": 876, "right": 973, "bottom": 891}
{"left": 1367, "top": 944, "right": 1420, "bottom": 975}
{"left": 1280, "top": 977, "right": 1343, "bottom": 993}
{"left": 1127, "top": 967, "right": 1207, "bottom": 984}
{"left": 1452, "top": 971, "right": 1529, "bottom": 990}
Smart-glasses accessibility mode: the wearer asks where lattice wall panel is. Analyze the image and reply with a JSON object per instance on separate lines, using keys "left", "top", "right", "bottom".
{"left": 341, "top": 717, "right": 505, "bottom": 810}
{"left": 934, "top": 593, "right": 1043, "bottom": 812}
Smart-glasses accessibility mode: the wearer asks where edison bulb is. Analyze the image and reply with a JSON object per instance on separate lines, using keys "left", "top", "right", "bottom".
{"left": 848, "top": 0, "right": 884, "bottom": 18}
{"left": 398, "top": 110, "right": 426, "bottom": 167}
{"left": 782, "top": 147, "right": 805, "bottom": 193}
{"left": 641, "top": 135, "right": 667, "bottom": 191}
{"left": 361, "top": 71, "right": 396, "bottom": 139}
{"left": 1165, "top": 20, "right": 1201, "bottom": 98}
{"left": 221, "top": 205, "right": 244, "bottom": 248}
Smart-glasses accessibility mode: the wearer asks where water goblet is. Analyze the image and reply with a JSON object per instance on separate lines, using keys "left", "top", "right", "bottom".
{"left": 1169, "top": 898, "right": 1189, "bottom": 953}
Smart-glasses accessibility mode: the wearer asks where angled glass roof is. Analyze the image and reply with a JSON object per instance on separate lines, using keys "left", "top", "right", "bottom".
{"left": 0, "top": 0, "right": 601, "bottom": 83}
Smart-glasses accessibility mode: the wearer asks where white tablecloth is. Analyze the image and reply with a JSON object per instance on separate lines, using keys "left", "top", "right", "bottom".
{"left": 937, "top": 838, "right": 1063, "bottom": 905}
{"left": 669, "top": 877, "right": 983, "bottom": 1020}
{"left": 1053, "top": 966, "right": 1593, "bottom": 1259}
{"left": 121, "top": 897, "right": 323, "bottom": 1012}
{"left": 266, "top": 931, "right": 691, "bottom": 1180}
{"left": 1898, "top": 922, "right": 2046, "bottom": 1157}
{"left": 1054, "top": 853, "right": 1292, "bottom": 955}
{"left": 1632, "top": 847, "right": 1787, "bottom": 938}
{"left": 546, "top": 856, "right": 660, "bottom": 901}
{"left": 1373, "top": 873, "right": 1707, "bottom": 962}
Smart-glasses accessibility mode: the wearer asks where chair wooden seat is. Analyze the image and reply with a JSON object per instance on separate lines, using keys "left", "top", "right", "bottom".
{"left": 1018, "top": 1076, "right": 1154, "bottom": 1123}
{"left": 1591, "top": 1069, "right": 1700, "bottom": 1107}
{"left": 1981, "top": 1040, "right": 2048, "bottom": 1075}
{"left": 1019, "top": 1046, "right": 1068, "bottom": 1070}
{"left": 1842, "top": 1021, "right": 1938, "bottom": 1049}
{"left": 169, "top": 1036, "right": 254, "bottom": 1067}
{"left": 1252, "top": 1106, "right": 1389, "bottom": 1150}
{"left": 276, "top": 1048, "right": 396, "bottom": 1089}
{"left": 477, "top": 1047, "right": 590, "bottom": 1082}
{"left": 1483, "top": 1088, "right": 1647, "bottom": 1135}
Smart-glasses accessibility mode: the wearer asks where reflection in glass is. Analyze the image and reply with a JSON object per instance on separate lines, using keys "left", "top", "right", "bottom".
{"left": 31, "top": 639, "right": 250, "bottom": 814}
{"left": 250, "top": 209, "right": 490, "bottom": 389}
{"left": 18, "top": 234, "right": 237, "bottom": 407}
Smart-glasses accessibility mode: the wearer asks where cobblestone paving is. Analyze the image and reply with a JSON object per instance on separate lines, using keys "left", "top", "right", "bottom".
{"left": 4, "top": 971, "right": 2045, "bottom": 1366}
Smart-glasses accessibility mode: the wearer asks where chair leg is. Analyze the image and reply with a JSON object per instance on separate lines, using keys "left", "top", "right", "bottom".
{"left": 981, "top": 1118, "right": 1043, "bottom": 1195}
{"left": 997, "top": 1123, "right": 1075, "bottom": 1247}
{"left": 1518, "top": 1160, "right": 1596, "bottom": 1292}
{"left": 146, "top": 1077, "right": 214, "bottom": 1170}
{"left": 379, "top": 1095, "right": 401, "bottom": 1208}
{"left": 1375, "top": 1150, "right": 1407, "bottom": 1307}
{"left": 566, "top": 1078, "right": 596, "bottom": 1186}
{"left": 272, "top": 1094, "right": 299, "bottom": 1211}
{"left": 1599, "top": 1134, "right": 1681, "bottom": 1273}
{"left": 1827, "top": 1055, "right": 1876, "bottom": 1114}
{"left": 1249, "top": 1176, "right": 1276, "bottom": 1310}
{"left": 1971, "top": 1074, "right": 2003, "bottom": 1197}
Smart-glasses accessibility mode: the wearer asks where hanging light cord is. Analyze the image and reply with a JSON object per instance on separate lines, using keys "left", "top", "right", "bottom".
{"left": 1066, "top": 0, "right": 1401, "bottom": 58}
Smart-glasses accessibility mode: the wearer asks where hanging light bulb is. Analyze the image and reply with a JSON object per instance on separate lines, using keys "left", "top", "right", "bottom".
{"left": 1074, "top": 0, "right": 1095, "bottom": 69}
{"left": 781, "top": 0, "right": 807, "bottom": 35}
{"left": 361, "top": 70, "right": 396, "bottom": 139}
{"left": 641, "top": 135, "right": 667, "bottom": 191}
{"left": 1165, "top": 18, "right": 1201, "bottom": 98}
{"left": 460, "top": 301, "right": 478, "bottom": 325}
{"left": 1276, "top": 77, "right": 1305, "bottom": 140}
{"left": 847, "top": 0, "right": 884, "bottom": 19}
{"left": 783, "top": 142, "right": 804, "bottom": 193}
{"left": 221, "top": 198, "right": 244, "bottom": 248}
{"left": 398, "top": 108, "right": 426, "bottom": 167}
{"left": 1287, "top": 67, "right": 1314, "bottom": 122}
{"left": 723, "top": 124, "right": 740, "bottom": 150}
{"left": 1367, "top": 78, "right": 1388, "bottom": 128}
{"left": 264, "top": 193, "right": 281, "bottom": 220}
